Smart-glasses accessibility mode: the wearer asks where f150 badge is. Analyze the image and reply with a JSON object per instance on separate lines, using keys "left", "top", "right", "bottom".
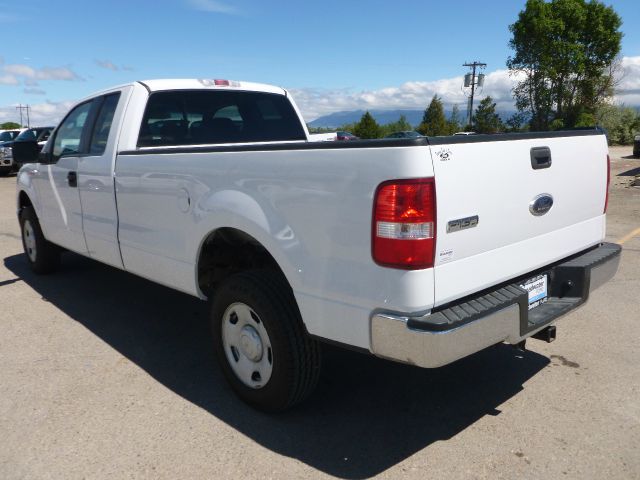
{"left": 447, "top": 215, "right": 479, "bottom": 233}
{"left": 529, "top": 193, "right": 554, "bottom": 216}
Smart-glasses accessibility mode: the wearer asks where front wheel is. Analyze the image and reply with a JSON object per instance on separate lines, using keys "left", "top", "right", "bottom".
{"left": 19, "top": 206, "right": 60, "bottom": 274}
{"left": 211, "top": 270, "right": 321, "bottom": 412}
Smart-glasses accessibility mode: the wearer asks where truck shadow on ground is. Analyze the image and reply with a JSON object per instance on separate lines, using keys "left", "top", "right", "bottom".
{"left": 617, "top": 166, "right": 640, "bottom": 177}
{"left": 4, "top": 252, "right": 549, "bottom": 479}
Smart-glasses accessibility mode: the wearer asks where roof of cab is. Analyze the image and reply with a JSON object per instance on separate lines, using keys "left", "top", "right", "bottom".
{"left": 137, "top": 79, "right": 286, "bottom": 95}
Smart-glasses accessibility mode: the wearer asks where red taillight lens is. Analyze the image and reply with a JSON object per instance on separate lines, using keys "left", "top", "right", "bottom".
{"left": 372, "top": 178, "right": 436, "bottom": 269}
{"left": 214, "top": 79, "right": 230, "bottom": 86}
{"left": 604, "top": 154, "right": 610, "bottom": 214}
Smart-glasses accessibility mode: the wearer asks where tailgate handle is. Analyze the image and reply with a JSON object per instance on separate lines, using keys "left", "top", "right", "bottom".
{"left": 531, "top": 147, "right": 552, "bottom": 170}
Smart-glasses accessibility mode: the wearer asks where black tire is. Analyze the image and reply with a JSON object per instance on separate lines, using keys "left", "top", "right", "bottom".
{"left": 19, "top": 206, "right": 60, "bottom": 274}
{"left": 0, "top": 167, "right": 10, "bottom": 177}
{"left": 211, "top": 270, "right": 321, "bottom": 412}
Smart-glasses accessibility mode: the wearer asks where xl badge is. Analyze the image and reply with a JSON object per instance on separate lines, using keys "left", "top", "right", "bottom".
{"left": 529, "top": 193, "right": 554, "bottom": 216}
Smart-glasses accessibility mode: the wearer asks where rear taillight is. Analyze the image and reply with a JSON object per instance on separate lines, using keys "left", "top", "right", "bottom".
{"left": 372, "top": 178, "right": 436, "bottom": 269}
{"left": 604, "top": 154, "right": 610, "bottom": 214}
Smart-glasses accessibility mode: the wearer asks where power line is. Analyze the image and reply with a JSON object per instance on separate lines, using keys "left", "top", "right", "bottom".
{"left": 15, "top": 104, "right": 31, "bottom": 128}
{"left": 462, "top": 61, "right": 487, "bottom": 128}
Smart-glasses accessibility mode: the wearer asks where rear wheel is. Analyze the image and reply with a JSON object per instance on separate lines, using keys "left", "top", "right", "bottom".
{"left": 19, "top": 206, "right": 60, "bottom": 274}
{"left": 211, "top": 270, "right": 321, "bottom": 412}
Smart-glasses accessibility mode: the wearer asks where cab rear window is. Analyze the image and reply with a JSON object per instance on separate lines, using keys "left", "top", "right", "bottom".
{"left": 137, "top": 90, "right": 306, "bottom": 147}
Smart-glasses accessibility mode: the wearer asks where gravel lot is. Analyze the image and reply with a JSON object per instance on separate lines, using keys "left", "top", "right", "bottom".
{"left": 0, "top": 145, "right": 638, "bottom": 479}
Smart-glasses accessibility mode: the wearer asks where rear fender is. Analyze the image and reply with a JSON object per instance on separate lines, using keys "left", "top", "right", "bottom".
{"left": 192, "top": 188, "right": 305, "bottom": 299}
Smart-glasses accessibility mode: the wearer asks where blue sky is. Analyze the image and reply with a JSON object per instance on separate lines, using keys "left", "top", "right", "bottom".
{"left": 1, "top": 0, "right": 638, "bottom": 124}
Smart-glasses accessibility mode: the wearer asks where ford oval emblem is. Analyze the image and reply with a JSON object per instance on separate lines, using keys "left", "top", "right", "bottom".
{"left": 529, "top": 193, "right": 554, "bottom": 216}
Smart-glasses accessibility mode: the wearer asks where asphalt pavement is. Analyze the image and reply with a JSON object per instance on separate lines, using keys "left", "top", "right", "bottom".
{"left": 0, "top": 145, "right": 638, "bottom": 479}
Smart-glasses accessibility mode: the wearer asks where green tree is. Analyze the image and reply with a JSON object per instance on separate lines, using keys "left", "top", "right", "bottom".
{"left": 507, "top": 0, "right": 623, "bottom": 130}
{"left": 473, "top": 97, "right": 504, "bottom": 134}
{"left": 380, "top": 115, "right": 415, "bottom": 137}
{"left": 447, "top": 105, "right": 462, "bottom": 134}
{"left": 353, "top": 111, "right": 381, "bottom": 139}
{"left": 417, "top": 95, "right": 448, "bottom": 136}
{"left": 394, "top": 115, "right": 413, "bottom": 132}
{"left": 596, "top": 104, "right": 640, "bottom": 145}
{"left": 0, "top": 122, "right": 21, "bottom": 130}
{"left": 505, "top": 112, "right": 530, "bottom": 132}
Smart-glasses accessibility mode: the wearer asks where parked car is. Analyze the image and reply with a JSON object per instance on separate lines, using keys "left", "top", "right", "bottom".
{"left": 385, "top": 131, "right": 423, "bottom": 139}
{"left": 11, "top": 126, "right": 54, "bottom": 168}
{"left": 0, "top": 130, "right": 21, "bottom": 142}
{"left": 0, "top": 130, "right": 24, "bottom": 175}
{"left": 16, "top": 79, "right": 620, "bottom": 411}
{"left": 634, "top": 134, "right": 639, "bottom": 158}
{"left": 336, "top": 131, "right": 358, "bottom": 141}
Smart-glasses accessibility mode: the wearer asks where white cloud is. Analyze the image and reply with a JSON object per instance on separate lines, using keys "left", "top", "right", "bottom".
{"left": 4, "top": 64, "right": 35, "bottom": 77}
{"left": 0, "top": 100, "right": 76, "bottom": 126}
{"left": 24, "top": 87, "right": 46, "bottom": 95}
{"left": 36, "top": 66, "right": 81, "bottom": 81}
{"left": 288, "top": 69, "right": 523, "bottom": 121}
{"left": 3, "top": 63, "right": 81, "bottom": 81}
{"left": 0, "top": 74, "right": 18, "bottom": 85}
{"left": 95, "top": 60, "right": 134, "bottom": 72}
{"left": 616, "top": 56, "right": 640, "bottom": 107}
{"left": 289, "top": 56, "right": 640, "bottom": 121}
{"left": 186, "top": 0, "right": 237, "bottom": 14}
{"left": 96, "top": 59, "right": 119, "bottom": 71}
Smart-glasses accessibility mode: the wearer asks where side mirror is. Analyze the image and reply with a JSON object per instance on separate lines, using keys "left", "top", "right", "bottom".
{"left": 38, "top": 148, "right": 53, "bottom": 164}
{"left": 11, "top": 140, "right": 40, "bottom": 165}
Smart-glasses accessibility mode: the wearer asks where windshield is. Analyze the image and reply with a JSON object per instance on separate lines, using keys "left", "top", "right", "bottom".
{"left": 14, "top": 127, "right": 52, "bottom": 142}
{"left": 0, "top": 131, "right": 18, "bottom": 142}
{"left": 16, "top": 129, "right": 37, "bottom": 141}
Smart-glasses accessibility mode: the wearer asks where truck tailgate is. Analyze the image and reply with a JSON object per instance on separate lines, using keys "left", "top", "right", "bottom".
{"left": 430, "top": 131, "right": 608, "bottom": 306}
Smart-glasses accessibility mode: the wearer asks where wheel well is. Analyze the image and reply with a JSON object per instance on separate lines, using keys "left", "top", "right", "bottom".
{"left": 18, "top": 191, "right": 33, "bottom": 214}
{"left": 197, "top": 228, "right": 286, "bottom": 295}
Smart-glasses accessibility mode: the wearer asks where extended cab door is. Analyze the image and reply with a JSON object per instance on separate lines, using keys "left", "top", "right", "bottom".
{"left": 76, "top": 88, "right": 132, "bottom": 268}
{"left": 36, "top": 100, "right": 98, "bottom": 254}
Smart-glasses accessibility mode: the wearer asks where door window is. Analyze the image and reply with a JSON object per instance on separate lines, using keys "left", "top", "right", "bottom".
{"left": 52, "top": 101, "right": 93, "bottom": 160}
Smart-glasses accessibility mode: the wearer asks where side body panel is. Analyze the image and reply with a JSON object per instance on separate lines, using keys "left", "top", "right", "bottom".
{"left": 114, "top": 145, "right": 436, "bottom": 349}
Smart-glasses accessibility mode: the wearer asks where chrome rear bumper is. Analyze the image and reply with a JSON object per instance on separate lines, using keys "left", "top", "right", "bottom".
{"left": 370, "top": 243, "right": 621, "bottom": 368}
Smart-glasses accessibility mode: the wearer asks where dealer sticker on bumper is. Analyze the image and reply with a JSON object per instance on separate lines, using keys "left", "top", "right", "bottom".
{"left": 520, "top": 274, "right": 548, "bottom": 310}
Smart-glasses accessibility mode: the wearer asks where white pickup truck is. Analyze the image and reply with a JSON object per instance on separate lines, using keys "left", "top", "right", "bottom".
{"left": 16, "top": 79, "right": 620, "bottom": 411}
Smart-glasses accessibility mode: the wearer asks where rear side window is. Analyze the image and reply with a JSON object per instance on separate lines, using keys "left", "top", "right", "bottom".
{"left": 137, "top": 90, "right": 306, "bottom": 147}
{"left": 89, "top": 93, "right": 121, "bottom": 155}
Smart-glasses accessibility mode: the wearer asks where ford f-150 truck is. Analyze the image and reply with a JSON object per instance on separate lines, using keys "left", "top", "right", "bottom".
{"left": 16, "top": 79, "right": 620, "bottom": 411}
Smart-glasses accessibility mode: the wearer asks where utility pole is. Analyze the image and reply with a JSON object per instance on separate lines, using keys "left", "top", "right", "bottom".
{"left": 16, "top": 104, "right": 31, "bottom": 128}
{"left": 463, "top": 61, "right": 486, "bottom": 128}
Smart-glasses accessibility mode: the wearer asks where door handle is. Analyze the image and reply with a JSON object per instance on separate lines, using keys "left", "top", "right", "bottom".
{"left": 530, "top": 147, "right": 552, "bottom": 170}
{"left": 67, "top": 171, "right": 78, "bottom": 187}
